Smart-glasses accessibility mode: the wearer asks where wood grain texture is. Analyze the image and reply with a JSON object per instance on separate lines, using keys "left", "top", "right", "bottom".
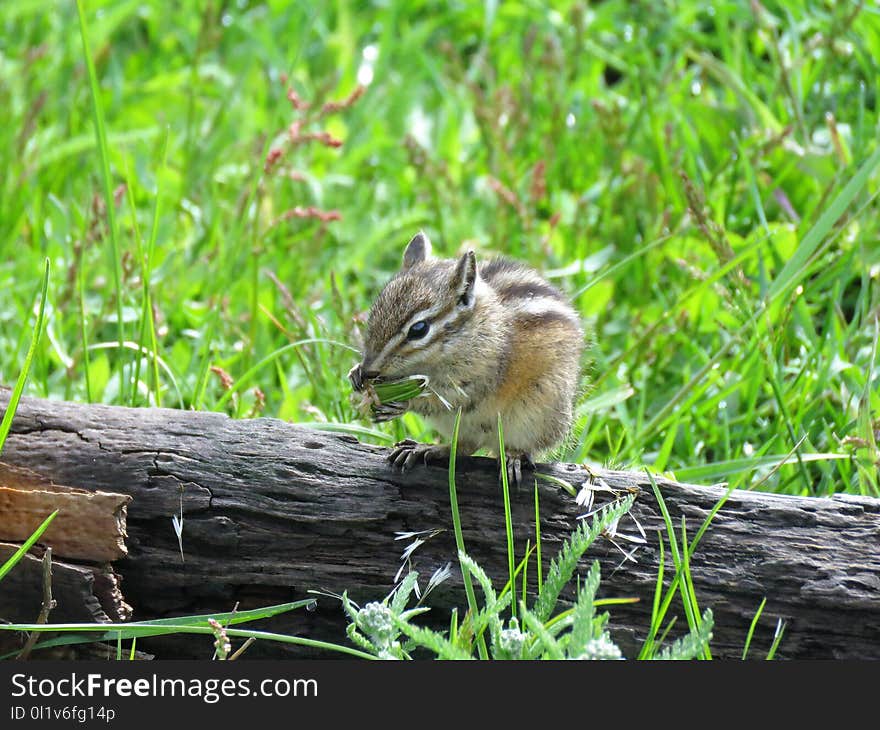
{"left": 0, "top": 543, "right": 132, "bottom": 659}
{"left": 1, "top": 390, "right": 878, "bottom": 659}
{"left": 0, "top": 543, "right": 131, "bottom": 625}
{"left": 0, "top": 463, "right": 130, "bottom": 562}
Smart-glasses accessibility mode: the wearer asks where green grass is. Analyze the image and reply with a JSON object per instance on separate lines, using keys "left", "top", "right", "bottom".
{"left": 1, "top": 0, "right": 879, "bottom": 497}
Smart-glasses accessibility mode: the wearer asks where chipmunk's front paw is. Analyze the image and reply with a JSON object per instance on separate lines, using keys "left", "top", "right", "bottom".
{"left": 500, "top": 453, "right": 535, "bottom": 488}
{"left": 388, "top": 440, "right": 450, "bottom": 473}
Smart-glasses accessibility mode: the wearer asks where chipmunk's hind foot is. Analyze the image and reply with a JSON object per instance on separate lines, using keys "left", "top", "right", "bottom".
{"left": 500, "top": 452, "right": 535, "bottom": 489}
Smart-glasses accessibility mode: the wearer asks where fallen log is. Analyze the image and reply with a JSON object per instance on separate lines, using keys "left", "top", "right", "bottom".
{"left": 1, "top": 390, "right": 878, "bottom": 659}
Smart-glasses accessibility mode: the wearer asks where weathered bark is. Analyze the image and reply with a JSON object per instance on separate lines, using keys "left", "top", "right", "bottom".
{"left": 0, "top": 543, "right": 130, "bottom": 625}
{"left": 0, "top": 462, "right": 130, "bottom": 562}
{"left": 1, "top": 390, "right": 878, "bottom": 659}
{"left": 0, "top": 556, "right": 140, "bottom": 658}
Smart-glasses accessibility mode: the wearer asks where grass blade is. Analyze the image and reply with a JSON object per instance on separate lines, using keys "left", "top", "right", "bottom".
{"left": 766, "top": 619, "right": 786, "bottom": 660}
{"left": 534, "top": 481, "right": 543, "bottom": 593}
{"left": 768, "top": 145, "right": 880, "bottom": 302}
{"left": 0, "top": 623, "right": 375, "bottom": 659}
{"left": 680, "top": 518, "right": 711, "bottom": 659}
{"left": 672, "top": 451, "right": 849, "bottom": 483}
{"left": 448, "top": 407, "right": 488, "bottom": 659}
{"left": 742, "top": 597, "right": 767, "bottom": 660}
{"left": 0, "top": 258, "right": 49, "bottom": 454}
{"left": 0, "top": 510, "right": 58, "bottom": 582}
{"left": 642, "top": 525, "right": 665, "bottom": 659}
{"left": 497, "top": 414, "right": 517, "bottom": 619}
{"left": 76, "top": 0, "right": 126, "bottom": 402}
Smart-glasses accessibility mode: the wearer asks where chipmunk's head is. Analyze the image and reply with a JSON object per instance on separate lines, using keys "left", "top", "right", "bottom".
{"left": 349, "top": 231, "right": 487, "bottom": 390}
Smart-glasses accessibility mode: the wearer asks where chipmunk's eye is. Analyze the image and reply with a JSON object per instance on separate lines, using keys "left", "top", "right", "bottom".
{"left": 407, "top": 320, "right": 430, "bottom": 340}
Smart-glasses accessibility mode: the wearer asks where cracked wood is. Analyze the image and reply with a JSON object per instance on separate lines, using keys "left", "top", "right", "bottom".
{"left": 0, "top": 542, "right": 131, "bottom": 657}
{"left": 0, "top": 463, "right": 130, "bottom": 562}
{"left": 1, "top": 390, "right": 879, "bottom": 659}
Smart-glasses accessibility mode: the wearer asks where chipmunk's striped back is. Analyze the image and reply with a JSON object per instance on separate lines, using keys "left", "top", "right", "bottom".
{"left": 481, "top": 258, "right": 582, "bottom": 332}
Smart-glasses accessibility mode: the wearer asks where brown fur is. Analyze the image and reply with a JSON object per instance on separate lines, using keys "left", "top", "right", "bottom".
{"left": 354, "top": 233, "right": 584, "bottom": 460}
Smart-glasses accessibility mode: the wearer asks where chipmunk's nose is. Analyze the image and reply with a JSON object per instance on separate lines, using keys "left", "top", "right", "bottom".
{"left": 348, "top": 362, "right": 380, "bottom": 391}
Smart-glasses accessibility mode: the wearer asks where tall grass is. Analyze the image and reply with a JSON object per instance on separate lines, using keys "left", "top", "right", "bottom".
{"left": 1, "top": 3, "right": 878, "bottom": 494}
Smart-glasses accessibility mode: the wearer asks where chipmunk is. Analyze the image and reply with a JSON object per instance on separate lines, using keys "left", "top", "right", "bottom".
{"left": 349, "top": 231, "right": 584, "bottom": 484}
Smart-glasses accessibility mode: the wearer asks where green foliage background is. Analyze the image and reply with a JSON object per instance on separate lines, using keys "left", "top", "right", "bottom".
{"left": 1, "top": 0, "right": 878, "bottom": 496}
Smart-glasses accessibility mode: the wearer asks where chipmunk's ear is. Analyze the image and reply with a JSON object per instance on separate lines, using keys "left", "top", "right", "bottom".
{"left": 452, "top": 250, "right": 477, "bottom": 308}
{"left": 402, "top": 231, "right": 432, "bottom": 270}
